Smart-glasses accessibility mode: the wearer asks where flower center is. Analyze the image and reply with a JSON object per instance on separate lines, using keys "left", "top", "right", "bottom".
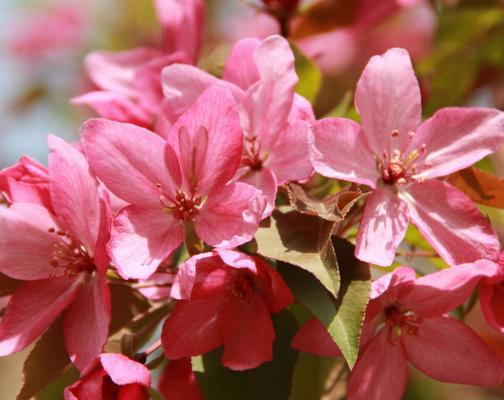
{"left": 48, "top": 228, "right": 94, "bottom": 276}
{"left": 385, "top": 306, "right": 423, "bottom": 337}
{"left": 242, "top": 135, "right": 264, "bottom": 171}
{"left": 227, "top": 272, "right": 255, "bottom": 301}
{"left": 157, "top": 184, "right": 202, "bottom": 222}
{"left": 375, "top": 130, "right": 430, "bottom": 185}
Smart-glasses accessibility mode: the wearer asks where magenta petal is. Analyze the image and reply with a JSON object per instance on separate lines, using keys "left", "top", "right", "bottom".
{"left": 108, "top": 206, "right": 184, "bottom": 280}
{"left": 223, "top": 38, "right": 261, "bottom": 89}
{"left": 309, "top": 118, "right": 378, "bottom": 188}
{"left": 162, "top": 294, "right": 225, "bottom": 360}
{"left": 93, "top": 190, "right": 112, "bottom": 275}
{"left": 480, "top": 278, "right": 504, "bottom": 334}
{"left": 48, "top": 135, "right": 101, "bottom": 255}
{"left": 81, "top": 118, "right": 174, "bottom": 206}
{"left": 401, "top": 260, "right": 498, "bottom": 318}
{"left": 196, "top": 182, "right": 266, "bottom": 248}
{"left": 411, "top": 107, "right": 504, "bottom": 179}
{"left": 347, "top": 329, "right": 408, "bottom": 400}
{"left": 291, "top": 318, "right": 342, "bottom": 357}
{"left": 355, "top": 187, "right": 409, "bottom": 266}
{"left": 403, "top": 179, "right": 500, "bottom": 265}
{"left": 0, "top": 203, "right": 63, "bottom": 281}
{"left": 355, "top": 48, "right": 421, "bottom": 155}
{"left": 158, "top": 358, "right": 203, "bottom": 400}
{"left": 0, "top": 275, "right": 82, "bottom": 355}
{"left": 64, "top": 369, "right": 105, "bottom": 400}
{"left": 64, "top": 274, "right": 111, "bottom": 372}
{"left": 371, "top": 266, "right": 416, "bottom": 300}
{"left": 220, "top": 293, "right": 274, "bottom": 370}
{"left": 99, "top": 353, "right": 151, "bottom": 386}
{"left": 403, "top": 317, "right": 504, "bottom": 386}
{"left": 237, "top": 167, "right": 277, "bottom": 218}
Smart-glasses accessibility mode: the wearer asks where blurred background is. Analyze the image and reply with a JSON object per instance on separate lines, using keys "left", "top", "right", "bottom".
{"left": 0, "top": 0, "right": 503, "bottom": 398}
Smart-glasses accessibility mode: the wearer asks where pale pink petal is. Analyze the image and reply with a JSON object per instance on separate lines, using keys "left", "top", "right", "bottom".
{"left": 99, "top": 353, "right": 151, "bottom": 386}
{"left": 241, "top": 35, "right": 298, "bottom": 152}
{"left": 402, "top": 179, "right": 500, "bottom": 265}
{"left": 401, "top": 260, "right": 498, "bottom": 318}
{"left": 290, "top": 94, "right": 315, "bottom": 122}
{"left": 220, "top": 293, "right": 274, "bottom": 370}
{"left": 167, "top": 86, "right": 244, "bottom": 195}
{"left": 0, "top": 203, "right": 64, "bottom": 280}
{"left": 347, "top": 329, "right": 408, "bottom": 400}
{"left": 480, "top": 278, "right": 504, "bottom": 334}
{"left": 237, "top": 167, "right": 277, "bottom": 218}
{"left": 403, "top": 317, "right": 504, "bottom": 386}
{"left": 309, "top": 118, "right": 379, "bottom": 188}
{"left": 355, "top": 187, "right": 409, "bottom": 266}
{"left": 267, "top": 119, "right": 313, "bottom": 184}
{"left": 162, "top": 294, "right": 225, "bottom": 359}
{"left": 222, "top": 38, "right": 261, "bottom": 89}
{"left": 195, "top": 182, "right": 266, "bottom": 248}
{"left": 154, "top": 0, "right": 204, "bottom": 63}
{"left": 0, "top": 275, "right": 82, "bottom": 355}
{"left": 291, "top": 318, "right": 342, "bottom": 357}
{"left": 48, "top": 135, "right": 101, "bottom": 255}
{"left": 64, "top": 274, "right": 111, "bottom": 372}
{"left": 81, "top": 118, "right": 174, "bottom": 206}
{"left": 161, "top": 64, "right": 243, "bottom": 122}
{"left": 410, "top": 107, "right": 504, "bottom": 179}
{"left": 108, "top": 206, "right": 183, "bottom": 280}
{"left": 355, "top": 48, "right": 421, "bottom": 155}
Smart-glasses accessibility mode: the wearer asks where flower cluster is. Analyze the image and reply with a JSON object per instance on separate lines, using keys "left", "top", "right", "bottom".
{"left": 1, "top": 1, "right": 504, "bottom": 399}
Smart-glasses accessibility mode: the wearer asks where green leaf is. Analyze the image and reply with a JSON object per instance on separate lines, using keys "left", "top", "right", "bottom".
{"left": 195, "top": 311, "right": 299, "bottom": 400}
{"left": 289, "top": 354, "right": 339, "bottom": 400}
{"left": 18, "top": 317, "right": 74, "bottom": 400}
{"left": 109, "top": 282, "right": 151, "bottom": 335}
{"left": 255, "top": 209, "right": 339, "bottom": 296}
{"left": 323, "top": 90, "right": 353, "bottom": 118}
{"left": 290, "top": 42, "right": 322, "bottom": 104}
{"left": 35, "top": 367, "right": 79, "bottom": 400}
{"left": 149, "top": 387, "right": 166, "bottom": 400}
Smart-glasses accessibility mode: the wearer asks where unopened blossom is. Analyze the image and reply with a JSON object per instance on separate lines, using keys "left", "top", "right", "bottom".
{"left": 0, "top": 135, "right": 111, "bottom": 372}
{"left": 162, "top": 249, "right": 294, "bottom": 370}
{"left": 309, "top": 48, "right": 504, "bottom": 266}
{"left": 72, "top": 0, "right": 203, "bottom": 130}
{"left": 158, "top": 358, "right": 203, "bottom": 400}
{"left": 293, "top": 263, "right": 504, "bottom": 400}
{"left": 82, "top": 86, "right": 266, "bottom": 280}
{"left": 480, "top": 251, "right": 504, "bottom": 334}
{"left": 162, "top": 35, "right": 314, "bottom": 214}
{"left": 64, "top": 353, "right": 151, "bottom": 400}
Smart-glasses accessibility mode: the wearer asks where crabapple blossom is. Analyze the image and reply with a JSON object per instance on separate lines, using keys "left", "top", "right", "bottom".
{"left": 309, "top": 47, "right": 504, "bottom": 266}
{"left": 480, "top": 251, "right": 504, "bottom": 334}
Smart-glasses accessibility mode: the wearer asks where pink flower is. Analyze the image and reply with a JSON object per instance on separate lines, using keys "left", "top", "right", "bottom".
{"left": 162, "top": 35, "right": 314, "bottom": 214}
{"left": 72, "top": 0, "right": 203, "bottom": 130}
{"left": 162, "top": 249, "right": 294, "bottom": 370}
{"left": 81, "top": 86, "right": 266, "bottom": 280}
{"left": 0, "top": 135, "right": 112, "bottom": 372}
{"left": 0, "top": 155, "right": 51, "bottom": 210}
{"left": 293, "top": 263, "right": 504, "bottom": 400}
{"left": 64, "top": 353, "right": 151, "bottom": 400}
{"left": 158, "top": 358, "right": 203, "bottom": 400}
{"left": 480, "top": 251, "right": 504, "bottom": 334}
{"left": 309, "top": 48, "right": 504, "bottom": 266}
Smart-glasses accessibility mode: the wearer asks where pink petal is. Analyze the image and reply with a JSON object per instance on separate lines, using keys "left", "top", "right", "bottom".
{"left": 222, "top": 38, "right": 261, "bottom": 89}
{"left": 291, "top": 318, "right": 342, "bottom": 356}
{"left": 0, "top": 203, "right": 64, "bottom": 280}
{"left": 402, "top": 179, "right": 500, "bottom": 265}
{"left": 108, "top": 206, "right": 184, "bottom": 280}
{"left": 479, "top": 278, "right": 504, "bottom": 334}
{"left": 309, "top": 118, "right": 378, "bottom": 188}
{"left": 158, "top": 358, "right": 203, "bottom": 400}
{"left": 410, "top": 107, "right": 504, "bottom": 179}
{"left": 0, "top": 275, "right": 82, "bottom": 355}
{"left": 401, "top": 260, "right": 498, "bottom": 318}
{"left": 355, "top": 187, "right": 409, "bottom": 266}
{"left": 167, "top": 86, "right": 243, "bottom": 195}
{"left": 290, "top": 94, "right": 315, "bottom": 122}
{"left": 81, "top": 118, "right": 174, "bottom": 206}
{"left": 347, "top": 329, "right": 408, "bottom": 400}
{"left": 254, "top": 255, "right": 294, "bottom": 312}
{"left": 403, "top": 317, "right": 504, "bottom": 386}
{"left": 355, "top": 48, "right": 421, "bottom": 155}
{"left": 93, "top": 190, "right": 113, "bottom": 275}
{"left": 99, "top": 353, "right": 151, "bottom": 386}
{"left": 170, "top": 252, "right": 218, "bottom": 300}
{"left": 220, "top": 293, "right": 274, "bottom": 370}
{"left": 48, "top": 135, "right": 101, "bottom": 255}
{"left": 162, "top": 294, "right": 225, "bottom": 359}
{"left": 241, "top": 35, "right": 298, "bottom": 152}
{"left": 267, "top": 119, "right": 313, "bottom": 185}
{"left": 154, "top": 0, "right": 204, "bottom": 63}
{"left": 64, "top": 369, "right": 105, "bottom": 400}
{"left": 64, "top": 274, "right": 111, "bottom": 372}
{"left": 237, "top": 166, "right": 277, "bottom": 218}
{"left": 371, "top": 266, "right": 416, "bottom": 300}
{"left": 195, "top": 182, "right": 266, "bottom": 248}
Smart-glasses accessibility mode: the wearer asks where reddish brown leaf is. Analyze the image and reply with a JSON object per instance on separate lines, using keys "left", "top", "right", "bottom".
{"left": 447, "top": 167, "right": 504, "bottom": 208}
